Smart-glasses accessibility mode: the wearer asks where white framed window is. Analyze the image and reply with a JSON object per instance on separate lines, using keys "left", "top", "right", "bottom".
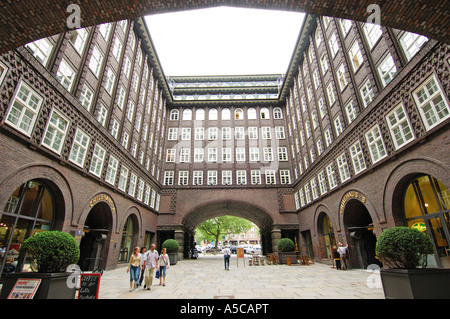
{"left": 126, "top": 101, "right": 135, "bottom": 122}
{"left": 208, "top": 147, "right": 218, "bottom": 162}
{"left": 235, "top": 147, "right": 245, "bottom": 162}
{"left": 150, "top": 189, "right": 156, "bottom": 208}
{"left": 275, "top": 126, "right": 285, "bottom": 139}
{"left": 360, "top": 79, "right": 375, "bottom": 107}
{"left": 313, "top": 70, "right": 320, "bottom": 89}
{"left": 117, "top": 86, "right": 126, "bottom": 110}
{"left": 180, "top": 148, "right": 190, "bottom": 162}
{"left": 320, "top": 53, "right": 329, "bottom": 74}
{"left": 209, "top": 108, "right": 218, "bottom": 120}
{"left": 79, "top": 84, "right": 94, "bottom": 111}
{"left": 104, "top": 68, "right": 116, "bottom": 95}
{"left": 318, "top": 171, "right": 328, "bottom": 195}
{"left": 105, "top": 155, "right": 119, "bottom": 185}
{"left": 248, "top": 127, "right": 258, "bottom": 139}
{"left": 56, "top": 60, "right": 75, "bottom": 91}
{"left": 222, "top": 148, "right": 232, "bottom": 162}
{"left": 99, "top": 22, "right": 112, "bottom": 40}
{"left": 128, "top": 173, "right": 137, "bottom": 197}
{"left": 365, "top": 124, "right": 387, "bottom": 164}
{"left": 261, "top": 127, "right": 271, "bottom": 139}
{"left": 222, "top": 127, "right": 231, "bottom": 140}
{"left": 299, "top": 189, "right": 305, "bottom": 207}
{"left": 278, "top": 147, "right": 288, "bottom": 161}
{"left": 97, "top": 104, "right": 108, "bottom": 126}
{"left": 41, "top": 109, "right": 69, "bottom": 154}
{"left": 178, "top": 171, "right": 189, "bottom": 185}
{"left": 170, "top": 109, "right": 179, "bottom": 120}
{"left": 208, "top": 127, "right": 218, "bottom": 140}
{"left": 69, "top": 128, "right": 90, "bottom": 167}
{"left": 295, "top": 192, "right": 300, "bottom": 210}
{"left": 123, "top": 56, "right": 132, "bottom": 79}
{"left": 195, "top": 108, "right": 205, "bottom": 120}
{"left": 316, "top": 139, "right": 324, "bottom": 156}
{"left": 233, "top": 127, "right": 244, "bottom": 140}
{"left": 164, "top": 171, "right": 174, "bottom": 186}
{"left": 280, "top": 170, "right": 291, "bottom": 184}
{"left": 207, "top": 171, "right": 217, "bottom": 185}
{"left": 166, "top": 149, "right": 176, "bottom": 162}
{"left": 337, "top": 64, "right": 348, "bottom": 91}
{"left": 193, "top": 171, "right": 203, "bottom": 185}
{"left": 194, "top": 148, "right": 204, "bottom": 162}
{"left": 349, "top": 140, "right": 366, "bottom": 174}
{"left": 144, "top": 184, "right": 151, "bottom": 205}
{"left": 326, "top": 83, "right": 336, "bottom": 105}
{"left": 181, "top": 128, "right": 191, "bottom": 140}
{"left": 235, "top": 108, "right": 244, "bottom": 120}
{"left": 310, "top": 178, "right": 319, "bottom": 200}
{"left": 263, "top": 147, "right": 273, "bottom": 162}
{"left": 236, "top": 170, "right": 247, "bottom": 185}
{"left": 89, "top": 46, "right": 103, "bottom": 77}
{"left": 112, "top": 37, "right": 123, "bottom": 61}
{"left": 249, "top": 148, "right": 259, "bottom": 162}
{"left": 25, "top": 38, "right": 53, "bottom": 66}
{"left": 195, "top": 127, "right": 204, "bottom": 140}
{"left": 260, "top": 107, "right": 270, "bottom": 119}
{"left": 168, "top": 128, "right": 178, "bottom": 140}
{"left": 378, "top": 55, "right": 397, "bottom": 87}
{"left": 265, "top": 170, "right": 276, "bottom": 185}
{"left": 122, "top": 131, "right": 129, "bottom": 149}
{"left": 273, "top": 107, "right": 283, "bottom": 119}
{"left": 136, "top": 179, "right": 145, "bottom": 201}
{"left": 334, "top": 116, "right": 344, "bottom": 137}
{"left": 310, "top": 148, "right": 316, "bottom": 163}
{"left": 328, "top": 33, "right": 339, "bottom": 58}
{"left": 183, "top": 109, "right": 192, "bottom": 121}
{"left": 0, "top": 61, "right": 7, "bottom": 85}
{"left": 311, "top": 110, "right": 319, "bottom": 130}
{"left": 400, "top": 32, "right": 428, "bottom": 61}
{"left": 413, "top": 75, "right": 450, "bottom": 131}
{"left": 337, "top": 153, "right": 351, "bottom": 182}
{"left": 349, "top": 41, "right": 363, "bottom": 72}
{"left": 304, "top": 184, "right": 311, "bottom": 203}
{"left": 363, "top": 23, "right": 382, "bottom": 49}
{"left": 222, "top": 108, "right": 231, "bottom": 120}
{"left": 89, "top": 143, "right": 106, "bottom": 177}
{"left": 5, "top": 81, "right": 43, "bottom": 136}
{"left": 315, "top": 29, "right": 322, "bottom": 47}
{"left": 340, "top": 19, "right": 352, "bottom": 36}
{"left": 324, "top": 128, "right": 333, "bottom": 147}
{"left": 251, "top": 170, "right": 261, "bottom": 185}
{"left": 118, "top": 165, "right": 129, "bottom": 191}
{"left": 326, "top": 163, "right": 338, "bottom": 190}
{"left": 345, "top": 100, "right": 358, "bottom": 124}
{"left": 386, "top": 103, "right": 415, "bottom": 149}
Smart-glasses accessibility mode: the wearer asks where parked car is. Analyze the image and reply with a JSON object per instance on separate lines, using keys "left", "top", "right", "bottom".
{"left": 250, "top": 245, "right": 261, "bottom": 255}
{"left": 230, "top": 246, "right": 237, "bottom": 254}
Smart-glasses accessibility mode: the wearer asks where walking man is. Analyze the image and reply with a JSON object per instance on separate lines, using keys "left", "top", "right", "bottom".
{"left": 143, "top": 244, "right": 159, "bottom": 290}
{"left": 337, "top": 242, "right": 349, "bottom": 270}
{"left": 223, "top": 246, "right": 231, "bottom": 270}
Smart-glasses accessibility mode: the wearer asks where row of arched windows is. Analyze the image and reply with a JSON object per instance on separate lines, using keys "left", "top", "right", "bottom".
{"left": 169, "top": 107, "right": 283, "bottom": 121}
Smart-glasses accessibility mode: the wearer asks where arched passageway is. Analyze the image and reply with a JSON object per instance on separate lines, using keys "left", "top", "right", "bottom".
{"left": 1, "top": 1, "right": 448, "bottom": 54}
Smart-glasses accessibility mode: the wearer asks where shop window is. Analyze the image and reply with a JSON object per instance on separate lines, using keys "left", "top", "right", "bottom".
{"left": 119, "top": 216, "right": 134, "bottom": 263}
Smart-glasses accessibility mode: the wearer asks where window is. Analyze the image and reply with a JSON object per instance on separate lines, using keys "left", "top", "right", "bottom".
{"left": 178, "top": 171, "right": 189, "bottom": 185}
{"left": 166, "top": 149, "right": 175, "bottom": 162}
{"left": 334, "top": 116, "right": 344, "bottom": 137}
{"left": 386, "top": 103, "right": 415, "bottom": 149}
{"left": 315, "top": 29, "right": 322, "bottom": 47}
{"left": 345, "top": 100, "right": 358, "bottom": 124}
{"left": 316, "top": 139, "right": 324, "bottom": 156}
{"left": 180, "top": 148, "right": 190, "bottom": 162}
{"left": 278, "top": 147, "right": 288, "bottom": 161}
{"left": 42, "top": 109, "right": 69, "bottom": 154}
{"left": 340, "top": 19, "right": 352, "bottom": 36}
{"left": 413, "top": 75, "right": 450, "bottom": 130}
{"left": 378, "top": 55, "right": 397, "bottom": 87}
{"left": 208, "top": 127, "right": 218, "bottom": 140}
{"left": 89, "top": 144, "right": 106, "bottom": 177}
{"left": 168, "top": 128, "right": 178, "bottom": 140}
{"left": 170, "top": 109, "right": 179, "bottom": 120}
{"left": 222, "top": 127, "right": 231, "bottom": 140}
{"left": 196, "top": 109, "right": 205, "bottom": 120}
{"left": 295, "top": 192, "right": 300, "bottom": 210}
{"left": 261, "top": 127, "right": 271, "bottom": 139}
{"left": 207, "top": 171, "right": 217, "bottom": 185}
{"left": 208, "top": 148, "right": 217, "bottom": 162}
{"left": 275, "top": 126, "right": 285, "bottom": 139}
{"left": 209, "top": 108, "right": 218, "bottom": 120}
{"left": 69, "top": 128, "right": 90, "bottom": 167}
{"left": 236, "top": 148, "right": 245, "bottom": 162}
{"left": 299, "top": 189, "right": 305, "bottom": 207}
{"left": 320, "top": 54, "right": 329, "bottom": 74}
{"left": 128, "top": 173, "right": 137, "bottom": 197}
{"left": 79, "top": 84, "right": 94, "bottom": 111}
{"left": 236, "top": 170, "right": 247, "bottom": 185}
{"left": 0, "top": 61, "right": 7, "bottom": 85}
{"left": 5, "top": 81, "right": 43, "bottom": 136}
{"left": 251, "top": 170, "right": 261, "bottom": 185}
{"left": 337, "top": 64, "right": 347, "bottom": 91}
{"left": 304, "top": 184, "right": 311, "bottom": 203}
{"left": 194, "top": 148, "right": 203, "bottom": 162}
{"left": 310, "top": 148, "right": 316, "bottom": 163}
{"left": 122, "top": 131, "right": 129, "bottom": 149}
{"left": 195, "top": 127, "right": 204, "bottom": 140}
{"left": 118, "top": 166, "right": 129, "bottom": 191}
{"left": 349, "top": 140, "right": 366, "bottom": 174}
{"left": 360, "top": 79, "right": 375, "bottom": 107}
{"left": 117, "top": 86, "right": 126, "bottom": 110}
{"left": 89, "top": 46, "right": 103, "bottom": 77}
{"left": 280, "top": 170, "right": 291, "bottom": 184}
{"left": 182, "top": 109, "right": 192, "bottom": 120}
{"left": 25, "top": 38, "right": 53, "bottom": 66}
{"left": 221, "top": 170, "right": 232, "bottom": 185}
{"left": 260, "top": 108, "right": 270, "bottom": 119}
{"left": 318, "top": 171, "right": 328, "bottom": 195}
{"left": 131, "top": 142, "right": 137, "bottom": 158}
{"left": 222, "top": 108, "right": 231, "bottom": 120}
{"left": 222, "top": 148, "right": 232, "bottom": 162}
{"left": 310, "top": 178, "right": 319, "bottom": 200}
{"left": 164, "top": 171, "right": 174, "bottom": 186}
{"left": 363, "top": 23, "right": 382, "bottom": 49}
{"left": 144, "top": 185, "right": 151, "bottom": 205}
{"left": 104, "top": 68, "right": 116, "bottom": 95}
{"left": 56, "top": 60, "right": 75, "bottom": 91}
{"left": 273, "top": 107, "right": 283, "bottom": 119}
{"left": 193, "top": 171, "right": 203, "bottom": 185}
{"left": 326, "top": 164, "right": 338, "bottom": 190}
{"left": 99, "top": 23, "right": 112, "bottom": 40}
{"left": 150, "top": 189, "right": 156, "bottom": 208}
{"left": 248, "top": 127, "right": 258, "bottom": 139}
{"left": 97, "top": 104, "right": 108, "bottom": 126}
{"left": 313, "top": 70, "right": 320, "bottom": 89}
{"left": 181, "top": 128, "right": 191, "bottom": 140}
{"left": 365, "top": 124, "right": 387, "bottom": 163}
{"left": 126, "top": 101, "right": 135, "bottom": 122}
{"left": 136, "top": 179, "right": 145, "bottom": 201}
{"left": 112, "top": 37, "right": 123, "bottom": 61}
{"left": 328, "top": 33, "right": 339, "bottom": 58}
{"left": 349, "top": 41, "right": 363, "bottom": 72}
{"left": 265, "top": 170, "right": 276, "bottom": 184}
{"left": 249, "top": 148, "right": 259, "bottom": 162}
{"left": 326, "top": 83, "right": 336, "bottom": 105}
{"left": 123, "top": 56, "right": 132, "bottom": 78}
{"left": 235, "top": 108, "right": 244, "bottom": 120}
{"left": 105, "top": 155, "right": 119, "bottom": 185}
{"left": 400, "top": 32, "right": 428, "bottom": 61}
{"left": 324, "top": 128, "right": 333, "bottom": 147}
{"left": 337, "top": 153, "right": 351, "bottom": 182}
{"left": 263, "top": 147, "right": 273, "bottom": 162}
{"left": 233, "top": 127, "right": 243, "bottom": 139}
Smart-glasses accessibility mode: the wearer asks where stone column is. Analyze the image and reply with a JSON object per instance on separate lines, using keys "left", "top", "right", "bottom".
{"left": 174, "top": 229, "right": 185, "bottom": 260}
{"left": 271, "top": 228, "right": 282, "bottom": 253}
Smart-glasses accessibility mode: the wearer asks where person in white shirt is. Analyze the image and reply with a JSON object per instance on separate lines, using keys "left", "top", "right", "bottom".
{"left": 337, "top": 242, "right": 349, "bottom": 270}
{"left": 158, "top": 247, "right": 170, "bottom": 286}
{"left": 143, "top": 244, "right": 159, "bottom": 290}
{"left": 223, "top": 246, "right": 231, "bottom": 270}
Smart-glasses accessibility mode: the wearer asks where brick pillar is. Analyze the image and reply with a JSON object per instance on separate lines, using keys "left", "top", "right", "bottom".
{"left": 271, "top": 228, "right": 282, "bottom": 252}
{"left": 174, "top": 229, "right": 184, "bottom": 261}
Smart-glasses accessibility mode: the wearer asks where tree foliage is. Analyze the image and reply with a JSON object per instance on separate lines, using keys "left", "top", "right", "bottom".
{"left": 196, "top": 216, "right": 254, "bottom": 249}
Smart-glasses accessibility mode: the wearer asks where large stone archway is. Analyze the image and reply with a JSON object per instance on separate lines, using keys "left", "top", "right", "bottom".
{"left": 1, "top": 1, "right": 448, "bottom": 54}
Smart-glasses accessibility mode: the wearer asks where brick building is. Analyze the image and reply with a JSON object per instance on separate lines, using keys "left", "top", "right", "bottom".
{"left": 0, "top": 10, "right": 449, "bottom": 276}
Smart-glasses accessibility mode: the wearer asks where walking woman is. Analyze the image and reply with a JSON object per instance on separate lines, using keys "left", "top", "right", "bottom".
{"left": 158, "top": 248, "right": 170, "bottom": 286}
{"left": 138, "top": 246, "right": 147, "bottom": 287}
{"left": 127, "top": 247, "right": 141, "bottom": 291}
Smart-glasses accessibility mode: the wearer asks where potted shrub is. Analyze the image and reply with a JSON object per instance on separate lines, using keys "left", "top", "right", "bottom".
{"left": 0, "top": 231, "right": 80, "bottom": 299}
{"left": 375, "top": 226, "right": 450, "bottom": 299}
{"left": 162, "top": 239, "right": 179, "bottom": 265}
{"left": 276, "top": 238, "right": 296, "bottom": 264}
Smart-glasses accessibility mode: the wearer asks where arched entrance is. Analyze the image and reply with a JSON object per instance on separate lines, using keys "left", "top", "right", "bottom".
{"left": 403, "top": 174, "right": 450, "bottom": 268}
{"left": 318, "top": 212, "right": 336, "bottom": 260}
{"left": 343, "top": 199, "right": 380, "bottom": 269}
{"left": 118, "top": 214, "right": 139, "bottom": 264}
{"left": 79, "top": 202, "right": 113, "bottom": 271}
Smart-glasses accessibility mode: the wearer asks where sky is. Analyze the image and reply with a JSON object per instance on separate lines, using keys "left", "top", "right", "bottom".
{"left": 144, "top": 7, "right": 305, "bottom": 77}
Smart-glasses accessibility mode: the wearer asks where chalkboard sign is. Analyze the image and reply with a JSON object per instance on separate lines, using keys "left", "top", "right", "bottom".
{"left": 78, "top": 273, "right": 101, "bottom": 299}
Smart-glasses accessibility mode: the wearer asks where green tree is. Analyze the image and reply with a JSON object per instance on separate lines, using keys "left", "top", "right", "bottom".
{"left": 196, "top": 216, "right": 253, "bottom": 251}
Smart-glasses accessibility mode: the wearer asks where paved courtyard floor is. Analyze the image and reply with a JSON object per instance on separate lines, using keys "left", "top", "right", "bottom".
{"left": 98, "top": 254, "right": 384, "bottom": 299}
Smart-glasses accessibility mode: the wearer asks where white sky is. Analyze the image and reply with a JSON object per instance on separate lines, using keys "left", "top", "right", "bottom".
{"left": 144, "top": 7, "right": 305, "bottom": 77}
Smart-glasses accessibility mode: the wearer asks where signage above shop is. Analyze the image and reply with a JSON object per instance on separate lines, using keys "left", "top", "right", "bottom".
{"left": 339, "top": 191, "right": 367, "bottom": 214}
{"left": 89, "top": 194, "right": 116, "bottom": 213}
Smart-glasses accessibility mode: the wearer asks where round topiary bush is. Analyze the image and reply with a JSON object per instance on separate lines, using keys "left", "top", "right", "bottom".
{"left": 19, "top": 231, "right": 80, "bottom": 273}
{"left": 161, "top": 239, "right": 179, "bottom": 253}
{"left": 375, "top": 226, "right": 434, "bottom": 269}
{"left": 277, "top": 238, "right": 295, "bottom": 252}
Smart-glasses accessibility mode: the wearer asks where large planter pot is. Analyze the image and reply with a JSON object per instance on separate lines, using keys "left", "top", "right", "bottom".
{"left": 380, "top": 268, "right": 450, "bottom": 299}
{"left": 0, "top": 272, "right": 77, "bottom": 299}
{"left": 277, "top": 252, "right": 297, "bottom": 264}
{"left": 168, "top": 252, "right": 178, "bottom": 265}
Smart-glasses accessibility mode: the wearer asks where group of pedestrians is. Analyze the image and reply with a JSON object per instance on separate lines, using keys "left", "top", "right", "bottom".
{"left": 127, "top": 244, "right": 170, "bottom": 291}
{"left": 332, "top": 242, "right": 349, "bottom": 270}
